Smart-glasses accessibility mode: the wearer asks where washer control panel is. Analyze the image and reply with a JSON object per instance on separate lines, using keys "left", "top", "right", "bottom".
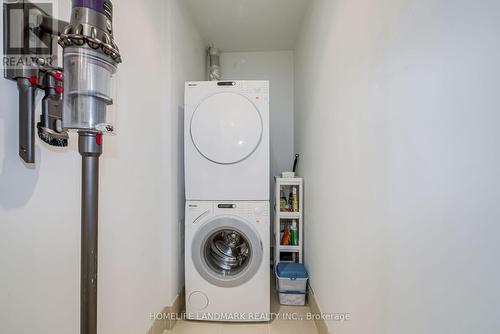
{"left": 187, "top": 201, "right": 269, "bottom": 225}
{"left": 214, "top": 202, "right": 270, "bottom": 220}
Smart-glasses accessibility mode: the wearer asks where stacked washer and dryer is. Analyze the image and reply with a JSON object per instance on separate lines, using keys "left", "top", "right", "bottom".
{"left": 184, "top": 81, "right": 271, "bottom": 322}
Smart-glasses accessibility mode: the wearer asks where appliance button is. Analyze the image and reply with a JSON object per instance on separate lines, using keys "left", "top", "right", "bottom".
{"left": 254, "top": 207, "right": 263, "bottom": 216}
{"left": 188, "top": 291, "right": 209, "bottom": 311}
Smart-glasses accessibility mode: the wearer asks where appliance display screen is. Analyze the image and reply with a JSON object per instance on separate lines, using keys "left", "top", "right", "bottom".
{"left": 218, "top": 204, "right": 236, "bottom": 209}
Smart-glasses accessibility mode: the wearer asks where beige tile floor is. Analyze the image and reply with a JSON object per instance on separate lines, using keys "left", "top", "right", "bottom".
{"left": 171, "top": 275, "right": 318, "bottom": 334}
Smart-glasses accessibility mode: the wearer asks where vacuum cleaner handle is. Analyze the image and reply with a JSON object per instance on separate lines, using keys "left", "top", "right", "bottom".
{"left": 17, "top": 78, "right": 37, "bottom": 164}
{"left": 293, "top": 154, "right": 300, "bottom": 173}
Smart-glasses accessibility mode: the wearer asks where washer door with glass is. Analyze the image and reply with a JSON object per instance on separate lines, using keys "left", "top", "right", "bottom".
{"left": 190, "top": 92, "right": 263, "bottom": 165}
{"left": 191, "top": 216, "right": 263, "bottom": 288}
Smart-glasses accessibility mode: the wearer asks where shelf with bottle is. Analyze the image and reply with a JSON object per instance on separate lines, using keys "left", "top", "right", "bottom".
{"left": 279, "top": 184, "right": 300, "bottom": 213}
{"left": 279, "top": 219, "right": 300, "bottom": 247}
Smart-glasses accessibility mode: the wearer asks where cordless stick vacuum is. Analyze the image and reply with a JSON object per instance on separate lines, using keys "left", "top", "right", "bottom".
{"left": 58, "top": 1, "right": 122, "bottom": 334}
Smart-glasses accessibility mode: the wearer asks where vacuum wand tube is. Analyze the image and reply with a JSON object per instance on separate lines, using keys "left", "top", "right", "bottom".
{"left": 59, "top": 1, "right": 122, "bottom": 333}
{"left": 79, "top": 133, "right": 101, "bottom": 334}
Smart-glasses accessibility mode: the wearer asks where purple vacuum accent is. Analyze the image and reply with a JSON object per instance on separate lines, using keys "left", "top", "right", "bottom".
{"left": 73, "top": 0, "right": 107, "bottom": 14}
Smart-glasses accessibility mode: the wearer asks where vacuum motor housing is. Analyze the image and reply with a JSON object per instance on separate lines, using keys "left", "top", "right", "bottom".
{"left": 60, "top": 0, "right": 121, "bottom": 134}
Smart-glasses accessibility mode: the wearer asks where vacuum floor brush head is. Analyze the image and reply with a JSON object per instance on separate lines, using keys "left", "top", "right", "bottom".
{"left": 37, "top": 124, "right": 69, "bottom": 147}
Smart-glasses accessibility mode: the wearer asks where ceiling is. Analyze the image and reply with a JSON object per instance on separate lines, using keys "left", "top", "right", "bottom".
{"left": 184, "top": 0, "right": 310, "bottom": 52}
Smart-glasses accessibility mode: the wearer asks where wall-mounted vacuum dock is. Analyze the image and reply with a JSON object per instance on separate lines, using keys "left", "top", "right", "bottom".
{"left": 3, "top": 0, "right": 69, "bottom": 163}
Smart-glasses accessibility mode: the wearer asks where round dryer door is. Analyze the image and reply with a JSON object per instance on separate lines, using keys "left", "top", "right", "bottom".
{"left": 190, "top": 92, "right": 263, "bottom": 164}
{"left": 191, "top": 216, "right": 263, "bottom": 288}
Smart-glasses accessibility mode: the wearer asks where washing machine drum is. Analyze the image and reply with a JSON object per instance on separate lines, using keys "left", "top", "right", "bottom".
{"left": 190, "top": 92, "right": 263, "bottom": 165}
{"left": 192, "top": 217, "right": 263, "bottom": 288}
{"left": 208, "top": 231, "right": 250, "bottom": 272}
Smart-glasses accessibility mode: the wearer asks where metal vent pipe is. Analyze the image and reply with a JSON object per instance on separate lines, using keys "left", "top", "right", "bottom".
{"left": 208, "top": 47, "right": 221, "bottom": 81}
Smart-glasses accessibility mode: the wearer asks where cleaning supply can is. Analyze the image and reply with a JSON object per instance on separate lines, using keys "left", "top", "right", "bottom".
{"left": 290, "top": 220, "right": 298, "bottom": 246}
{"left": 280, "top": 190, "right": 287, "bottom": 211}
{"left": 292, "top": 187, "right": 299, "bottom": 212}
{"left": 281, "top": 223, "right": 291, "bottom": 246}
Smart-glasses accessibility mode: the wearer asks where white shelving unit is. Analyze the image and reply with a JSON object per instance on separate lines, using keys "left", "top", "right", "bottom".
{"left": 274, "top": 177, "right": 303, "bottom": 267}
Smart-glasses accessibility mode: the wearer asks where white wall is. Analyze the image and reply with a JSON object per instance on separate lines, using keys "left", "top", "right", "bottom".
{"left": 221, "top": 51, "right": 295, "bottom": 195}
{"left": 165, "top": 0, "right": 207, "bottom": 308}
{"left": 295, "top": 1, "right": 500, "bottom": 333}
{"left": 0, "top": 1, "right": 205, "bottom": 334}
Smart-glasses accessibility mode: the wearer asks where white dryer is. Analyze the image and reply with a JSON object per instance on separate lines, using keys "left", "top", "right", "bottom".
{"left": 184, "top": 81, "right": 270, "bottom": 201}
{"left": 185, "top": 201, "right": 270, "bottom": 322}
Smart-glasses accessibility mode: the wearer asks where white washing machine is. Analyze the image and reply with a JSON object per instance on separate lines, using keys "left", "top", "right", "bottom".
{"left": 184, "top": 81, "right": 270, "bottom": 201}
{"left": 185, "top": 201, "right": 270, "bottom": 322}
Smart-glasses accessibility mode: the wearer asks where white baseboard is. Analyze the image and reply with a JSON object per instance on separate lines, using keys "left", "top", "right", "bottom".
{"left": 146, "top": 287, "right": 185, "bottom": 334}
{"left": 308, "top": 287, "right": 331, "bottom": 334}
